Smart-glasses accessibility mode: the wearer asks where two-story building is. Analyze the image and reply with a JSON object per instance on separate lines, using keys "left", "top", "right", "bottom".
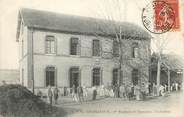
{"left": 16, "top": 8, "right": 151, "bottom": 93}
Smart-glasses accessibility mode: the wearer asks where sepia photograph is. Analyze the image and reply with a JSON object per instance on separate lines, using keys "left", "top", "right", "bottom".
{"left": 0, "top": 0, "right": 184, "bottom": 117}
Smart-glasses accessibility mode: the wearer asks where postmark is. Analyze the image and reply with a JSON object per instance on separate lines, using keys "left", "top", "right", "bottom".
{"left": 142, "top": 1, "right": 175, "bottom": 34}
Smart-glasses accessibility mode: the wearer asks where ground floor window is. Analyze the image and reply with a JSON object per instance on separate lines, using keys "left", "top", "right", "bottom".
{"left": 70, "top": 67, "right": 80, "bottom": 88}
{"left": 132, "top": 69, "right": 139, "bottom": 85}
{"left": 46, "top": 66, "right": 56, "bottom": 87}
{"left": 113, "top": 69, "right": 118, "bottom": 85}
{"left": 92, "top": 68, "right": 101, "bottom": 86}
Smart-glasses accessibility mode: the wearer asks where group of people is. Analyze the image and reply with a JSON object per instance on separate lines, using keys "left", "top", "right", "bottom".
{"left": 47, "top": 86, "right": 59, "bottom": 105}
{"left": 43, "top": 81, "right": 182, "bottom": 105}
{"left": 71, "top": 84, "right": 88, "bottom": 102}
{"left": 92, "top": 83, "right": 148, "bottom": 101}
{"left": 171, "top": 82, "right": 181, "bottom": 91}
{"left": 148, "top": 82, "right": 182, "bottom": 97}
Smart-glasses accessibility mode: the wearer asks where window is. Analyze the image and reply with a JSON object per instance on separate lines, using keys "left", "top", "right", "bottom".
{"left": 92, "top": 40, "right": 100, "bottom": 56}
{"left": 46, "top": 67, "right": 56, "bottom": 87}
{"left": 45, "top": 36, "right": 56, "bottom": 54}
{"left": 132, "top": 69, "right": 139, "bottom": 85}
{"left": 92, "top": 68, "right": 101, "bottom": 86}
{"left": 70, "top": 67, "right": 80, "bottom": 87}
{"left": 132, "top": 42, "right": 139, "bottom": 58}
{"left": 70, "top": 37, "right": 79, "bottom": 55}
{"left": 113, "top": 40, "right": 119, "bottom": 57}
{"left": 112, "top": 69, "right": 119, "bottom": 85}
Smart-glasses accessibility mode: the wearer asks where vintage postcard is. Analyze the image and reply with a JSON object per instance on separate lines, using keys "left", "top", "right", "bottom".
{"left": 0, "top": 0, "right": 183, "bottom": 117}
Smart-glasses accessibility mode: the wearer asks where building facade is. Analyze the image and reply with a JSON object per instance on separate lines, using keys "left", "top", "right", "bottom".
{"left": 16, "top": 8, "right": 151, "bottom": 92}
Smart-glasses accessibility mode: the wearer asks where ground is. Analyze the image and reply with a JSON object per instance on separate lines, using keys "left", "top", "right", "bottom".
{"left": 54, "top": 91, "right": 184, "bottom": 117}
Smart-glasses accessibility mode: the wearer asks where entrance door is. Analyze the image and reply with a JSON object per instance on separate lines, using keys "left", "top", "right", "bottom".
{"left": 132, "top": 69, "right": 139, "bottom": 85}
{"left": 113, "top": 69, "right": 118, "bottom": 85}
{"left": 70, "top": 68, "right": 80, "bottom": 87}
{"left": 46, "top": 67, "right": 55, "bottom": 87}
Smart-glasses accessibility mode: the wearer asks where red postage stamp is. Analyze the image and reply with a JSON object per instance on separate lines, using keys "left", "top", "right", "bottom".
{"left": 142, "top": 0, "right": 179, "bottom": 34}
{"left": 162, "top": 0, "right": 180, "bottom": 31}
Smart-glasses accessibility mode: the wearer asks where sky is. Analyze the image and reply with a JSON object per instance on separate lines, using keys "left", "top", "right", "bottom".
{"left": 0, "top": 0, "right": 183, "bottom": 69}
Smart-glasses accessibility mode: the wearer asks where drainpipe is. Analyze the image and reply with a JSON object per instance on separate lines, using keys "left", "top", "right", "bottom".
{"left": 31, "top": 28, "right": 35, "bottom": 94}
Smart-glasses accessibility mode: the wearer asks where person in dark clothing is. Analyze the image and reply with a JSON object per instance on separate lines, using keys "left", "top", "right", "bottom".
{"left": 125, "top": 85, "right": 132, "bottom": 100}
{"left": 77, "top": 85, "right": 84, "bottom": 102}
{"left": 64, "top": 86, "right": 67, "bottom": 96}
{"left": 114, "top": 84, "right": 119, "bottom": 98}
{"left": 92, "top": 86, "right": 97, "bottom": 100}
{"left": 47, "top": 86, "right": 53, "bottom": 105}
{"left": 53, "top": 87, "right": 59, "bottom": 104}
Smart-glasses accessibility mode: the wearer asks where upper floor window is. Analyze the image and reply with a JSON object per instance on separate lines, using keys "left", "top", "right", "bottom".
{"left": 70, "top": 37, "right": 79, "bottom": 55}
{"left": 113, "top": 40, "right": 119, "bottom": 57}
{"left": 45, "top": 36, "right": 56, "bottom": 54}
{"left": 92, "top": 40, "right": 100, "bottom": 56}
{"left": 132, "top": 42, "right": 139, "bottom": 58}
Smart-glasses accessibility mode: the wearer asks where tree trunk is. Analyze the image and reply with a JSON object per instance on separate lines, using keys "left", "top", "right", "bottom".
{"left": 168, "top": 69, "right": 170, "bottom": 92}
{"left": 156, "top": 59, "right": 161, "bottom": 96}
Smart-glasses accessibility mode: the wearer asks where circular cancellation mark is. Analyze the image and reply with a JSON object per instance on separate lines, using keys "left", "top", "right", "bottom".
{"left": 142, "top": 1, "right": 175, "bottom": 34}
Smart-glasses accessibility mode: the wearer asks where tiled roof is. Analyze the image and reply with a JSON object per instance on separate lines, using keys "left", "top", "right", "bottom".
{"left": 17, "top": 8, "right": 151, "bottom": 40}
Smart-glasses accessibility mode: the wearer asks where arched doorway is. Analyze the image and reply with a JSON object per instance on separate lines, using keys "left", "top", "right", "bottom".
{"left": 132, "top": 69, "right": 139, "bottom": 85}
{"left": 69, "top": 67, "right": 80, "bottom": 88}
{"left": 45, "top": 66, "right": 56, "bottom": 87}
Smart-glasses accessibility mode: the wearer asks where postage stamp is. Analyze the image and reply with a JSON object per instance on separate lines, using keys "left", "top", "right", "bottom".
{"left": 163, "top": 0, "right": 180, "bottom": 31}
{"left": 142, "top": 1, "right": 175, "bottom": 34}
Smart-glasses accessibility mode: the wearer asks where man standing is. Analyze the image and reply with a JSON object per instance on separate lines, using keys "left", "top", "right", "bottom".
{"left": 140, "top": 83, "right": 146, "bottom": 100}
{"left": 92, "top": 86, "right": 97, "bottom": 100}
{"left": 71, "top": 84, "right": 78, "bottom": 102}
{"left": 77, "top": 85, "right": 84, "bottom": 102}
{"left": 126, "top": 84, "right": 132, "bottom": 100}
{"left": 47, "top": 86, "right": 53, "bottom": 105}
{"left": 153, "top": 83, "right": 157, "bottom": 96}
{"left": 120, "top": 83, "right": 126, "bottom": 98}
{"left": 114, "top": 84, "right": 119, "bottom": 98}
{"left": 100, "top": 84, "right": 105, "bottom": 97}
{"left": 53, "top": 87, "right": 59, "bottom": 104}
{"left": 175, "top": 82, "right": 179, "bottom": 91}
{"left": 82, "top": 84, "right": 88, "bottom": 99}
{"left": 134, "top": 84, "right": 141, "bottom": 101}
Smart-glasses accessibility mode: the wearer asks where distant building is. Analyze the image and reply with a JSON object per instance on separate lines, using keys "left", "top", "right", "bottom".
{"left": 0, "top": 69, "right": 19, "bottom": 85}
{"left": 150, "top": 53, "right": 183, "bottom": 84}
{"left": 16, "top": 8, "right": 151, "bottom": 91}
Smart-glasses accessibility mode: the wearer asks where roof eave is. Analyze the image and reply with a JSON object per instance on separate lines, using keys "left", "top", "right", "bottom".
{"left": 27, "top": 25, "right": 151, "bottom": 40}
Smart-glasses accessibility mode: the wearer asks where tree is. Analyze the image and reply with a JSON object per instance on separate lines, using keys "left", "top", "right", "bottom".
{"left": 89, "top": 0, "right": 152, "bottom": 86}
{"left": 90, "top": 0, "right": 180, "bottom": 96}
{"left": 151, "top": 52, "right": 183, "bottom": 92}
